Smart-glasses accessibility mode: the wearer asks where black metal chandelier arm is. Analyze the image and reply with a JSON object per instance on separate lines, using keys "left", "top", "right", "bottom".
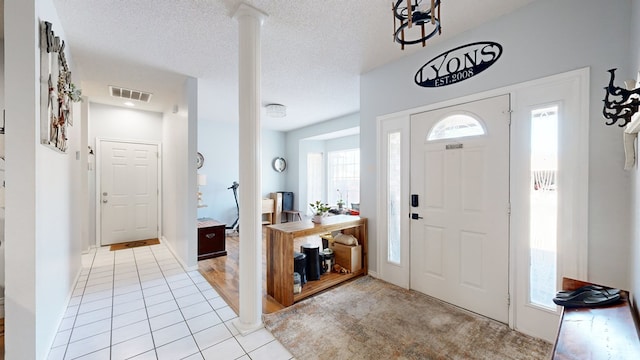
{"left": 393, "top": 18, "right": 441, "bottom": 45}
{"left": 603, "top": 97, "right": 638, "bottom": 127}
{"left": 392, "top": 0, "right": 442, "bottom": 48}
{"left": 393, "top": 0, "right": 440, "bottom": 20}
{"left": 602, "top": 68, "right": 640, "bottom": 127}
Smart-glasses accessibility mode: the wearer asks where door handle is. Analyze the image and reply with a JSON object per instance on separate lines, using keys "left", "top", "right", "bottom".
{"left": 411, "top": 213, "right": 423, "bottom": 220}
{"left": 103, "top": 199, "right": 108, "bottom": 203}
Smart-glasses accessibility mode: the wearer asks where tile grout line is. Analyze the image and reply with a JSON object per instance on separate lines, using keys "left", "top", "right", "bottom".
{"left": 132, "top": 247, "right": 159, "bottom": 359}
{"left": 108, "top": 249, "right": 117, "bottom": 360}
{"left": 60, "top": 247, "right": 98, "bottom": 360}
{"left": 51, "top": 244, "right": 290, "bottom": 360}
{"left": 67, "top": 249, "right": 114, "bottom": 360}
{"left": 150, "top": 244, "right": 203, "bottom": 359}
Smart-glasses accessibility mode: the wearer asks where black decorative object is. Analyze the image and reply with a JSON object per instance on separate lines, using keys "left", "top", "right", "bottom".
{"left": 392, "top": 0, "right": 441, "bottom": 50}
{"left": 603, "top": 68, "right": 640, "bottom": 127}
{"left": 415, "top": 41, "right": 503, "bottom": 88}
{"left": 196, "top": 152, "right": 204, "bottom": 169}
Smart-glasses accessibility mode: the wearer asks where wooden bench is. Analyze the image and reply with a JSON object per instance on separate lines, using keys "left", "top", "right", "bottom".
{"left": 551, "top": 277, "right": 640, "bottom": 359}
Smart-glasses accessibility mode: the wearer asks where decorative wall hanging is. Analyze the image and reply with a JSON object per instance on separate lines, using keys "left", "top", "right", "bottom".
{"left": 602, "top": 68, "right": 640, "bottom": 127}
{"left": 39, "top": 21, "right": 82, "bottom": 153}
{"left": 415, "top": 41, "right": 503, "bottom": 88}
{"left": 392, "top": 0, "right": 442, "bottom": 50}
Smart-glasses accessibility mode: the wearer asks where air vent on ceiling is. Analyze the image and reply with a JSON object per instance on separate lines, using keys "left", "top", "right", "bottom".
{"left": 109, "top": 85, "right": 153, "bottom": 103}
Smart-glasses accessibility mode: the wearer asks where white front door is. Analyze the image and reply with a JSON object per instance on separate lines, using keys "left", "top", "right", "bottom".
{"left": 100, "top": 140, "right": 159, "bottom": 246}
{"left": 410, "top": 95, "right": 510, "bottom": 323}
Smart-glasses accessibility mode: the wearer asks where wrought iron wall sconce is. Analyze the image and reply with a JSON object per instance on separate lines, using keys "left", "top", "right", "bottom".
{"left": 603, "top": 68, "right": 640, "bottom": 127}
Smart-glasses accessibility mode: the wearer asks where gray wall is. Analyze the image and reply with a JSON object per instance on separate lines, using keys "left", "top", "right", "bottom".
{"left": 285, "top": 113, "right": 360, "bottom": 211}
{"left": 630, "top": 0, "right": 640, "bottom": 316}
{"left": 360, "top": 0, "right": 632, "bottom": 288}
{"left": 196, "top": 117, "right": 286, "bottom": 225}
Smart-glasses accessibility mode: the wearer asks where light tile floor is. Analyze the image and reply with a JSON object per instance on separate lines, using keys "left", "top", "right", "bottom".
{"left": 47, "top": 243, "right": 293, "bottom": 360}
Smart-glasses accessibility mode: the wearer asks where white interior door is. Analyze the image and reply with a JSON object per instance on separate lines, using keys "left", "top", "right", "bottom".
{"left": 410, "top": 95, "right": 510, "bottom": 323}
{"left": 100, "top": 140, "right": 159, "bottom": 246}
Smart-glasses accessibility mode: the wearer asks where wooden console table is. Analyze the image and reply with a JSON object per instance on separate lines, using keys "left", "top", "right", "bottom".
{"left": 266, "top": 215, "right": 367, "bottom": 307}
{"left": 197, "top": 218, "right": 226, "bottom": 260}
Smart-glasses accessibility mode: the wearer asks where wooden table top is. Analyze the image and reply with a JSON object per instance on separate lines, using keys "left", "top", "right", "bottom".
{"left": 197, "top": 218, "right": 224, "bottom": 228}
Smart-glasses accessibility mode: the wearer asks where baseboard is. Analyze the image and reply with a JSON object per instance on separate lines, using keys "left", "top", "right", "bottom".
{"left": 367, "top": 270, "right": 379, "bottom": 279}
{"left": 160, "top": 236, "right": 198, "bottom": 272}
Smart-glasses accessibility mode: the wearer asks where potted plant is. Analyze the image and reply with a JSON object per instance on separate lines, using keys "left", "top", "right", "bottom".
{"left": 309, "top": 200, "right": 330, "bottom": 224}
{"left": 336, "top": 189, "right": 345, "bottom": 210}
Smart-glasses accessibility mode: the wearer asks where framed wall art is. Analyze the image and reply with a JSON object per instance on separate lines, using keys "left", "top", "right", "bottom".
{"left": 39, "top": 20, "right": 81, "bottom": 153}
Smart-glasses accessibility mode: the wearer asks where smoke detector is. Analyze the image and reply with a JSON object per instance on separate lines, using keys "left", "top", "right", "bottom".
{"left": 109, "top": 85, "right": 153, "bottom": 103}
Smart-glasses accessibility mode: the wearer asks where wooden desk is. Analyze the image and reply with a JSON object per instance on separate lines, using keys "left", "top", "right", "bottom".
{"left": 197, "top": 218, "right": 226, "bottom": 260}
{"left": 266, "top": 215, "right": 367, "bottom": 307}
{"left": 551, "top": 277, "right": 640, "bottom": 359}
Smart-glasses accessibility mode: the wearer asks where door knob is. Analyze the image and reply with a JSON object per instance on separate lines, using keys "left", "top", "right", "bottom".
{"left": 103, "top": 199, "right": 108, "bottom": 203}
{"left": 411, "top": 213, "right": 423, "bottom": 220}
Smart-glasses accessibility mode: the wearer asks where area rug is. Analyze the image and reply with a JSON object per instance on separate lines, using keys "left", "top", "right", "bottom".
{"left": 263, "top": 276, "right": 552, "bottom": 360}
{"left": 109, "top": 238, "right": 160, "bottom": 251}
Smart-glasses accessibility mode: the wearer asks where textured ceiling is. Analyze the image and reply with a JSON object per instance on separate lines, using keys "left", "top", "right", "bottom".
{"left": 52, "top": 0, "right": 538, "bottom": 131}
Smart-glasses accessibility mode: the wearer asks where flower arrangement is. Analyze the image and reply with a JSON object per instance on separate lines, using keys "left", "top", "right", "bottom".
{"left": 65, "top": 83, "right": 83, "bottom": 103}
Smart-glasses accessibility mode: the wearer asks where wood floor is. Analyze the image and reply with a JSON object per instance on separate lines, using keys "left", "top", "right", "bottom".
{"left": 1, "top": 317, "right": 4, "bottom": 359}
{"left": 198, "top": 229, "right": 285, "bottom": 315}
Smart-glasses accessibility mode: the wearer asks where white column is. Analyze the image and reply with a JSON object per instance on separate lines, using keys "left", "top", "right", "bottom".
{"left": 233, "top": 3, "right": 267, "bottom": 335}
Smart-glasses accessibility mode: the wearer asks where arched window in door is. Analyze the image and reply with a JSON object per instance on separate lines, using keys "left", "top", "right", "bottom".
{"left": 426, "top": 112, "right": 486, "bottom": 141}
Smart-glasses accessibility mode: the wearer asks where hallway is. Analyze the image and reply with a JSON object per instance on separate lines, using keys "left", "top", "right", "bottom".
{"left": 46, "top": 243, "right": 292, "bottom": 360}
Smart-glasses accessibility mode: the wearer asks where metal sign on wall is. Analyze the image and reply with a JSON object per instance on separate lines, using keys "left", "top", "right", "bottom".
{"left": 415, "top": 41, "right": 503, "bottom": 88}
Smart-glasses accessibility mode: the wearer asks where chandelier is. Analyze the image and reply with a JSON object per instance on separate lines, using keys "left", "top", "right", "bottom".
{"left": 392, "top": 0, "right": 442, "bottom": 50}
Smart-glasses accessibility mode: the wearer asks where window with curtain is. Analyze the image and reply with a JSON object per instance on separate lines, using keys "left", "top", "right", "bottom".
{"left": 327, "top": 149, "right": 360, "bottom": 207}
{"left": 307, "top": 152, "right": 324, "bottom": 214}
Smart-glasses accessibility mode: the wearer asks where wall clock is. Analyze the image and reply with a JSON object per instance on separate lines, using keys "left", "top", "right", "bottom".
{"left": 272, "top": 157, "right": 287, "bottom": 172}
{"left": 196, "top": 152, "right": 204, "bottom": 169}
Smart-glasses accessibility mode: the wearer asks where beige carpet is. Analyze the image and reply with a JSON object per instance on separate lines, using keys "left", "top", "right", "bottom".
{"left": 264, "top": 276, "right": 552, "bottom": 360}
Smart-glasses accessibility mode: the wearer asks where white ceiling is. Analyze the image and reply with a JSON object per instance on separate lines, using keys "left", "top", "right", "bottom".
{"left": 52, "top": 0, "right": 538, "bottom": 131}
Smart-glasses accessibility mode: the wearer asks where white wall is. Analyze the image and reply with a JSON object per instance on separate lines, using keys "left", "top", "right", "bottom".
{"left": 629, "top": 0, "right": 640, "bottom": 315}
{"left": 196, "top": 120, "right": 286, "bottom": 225}
{"left": 5, "top": 0, "right": 84, "bottom": 357}
{"left": 162, "top": 77, "right": 198, "bottom": 269}
{"left": 326, "top": 134, "right": 359, "bottom": 153}
{"left": 0, "top": 38, "right": 6, "bottom": 298}
{"left": 89, "top": 102, "right": 163, "bottom": 142}
{"left": 285, "top": 113, "right": 360, "bottom": 211}
{"left": 87, "top": 102, "right": 163, "bottom": 249}
{"left": 361, "top": 0, "right": 632, "bottom": 288}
